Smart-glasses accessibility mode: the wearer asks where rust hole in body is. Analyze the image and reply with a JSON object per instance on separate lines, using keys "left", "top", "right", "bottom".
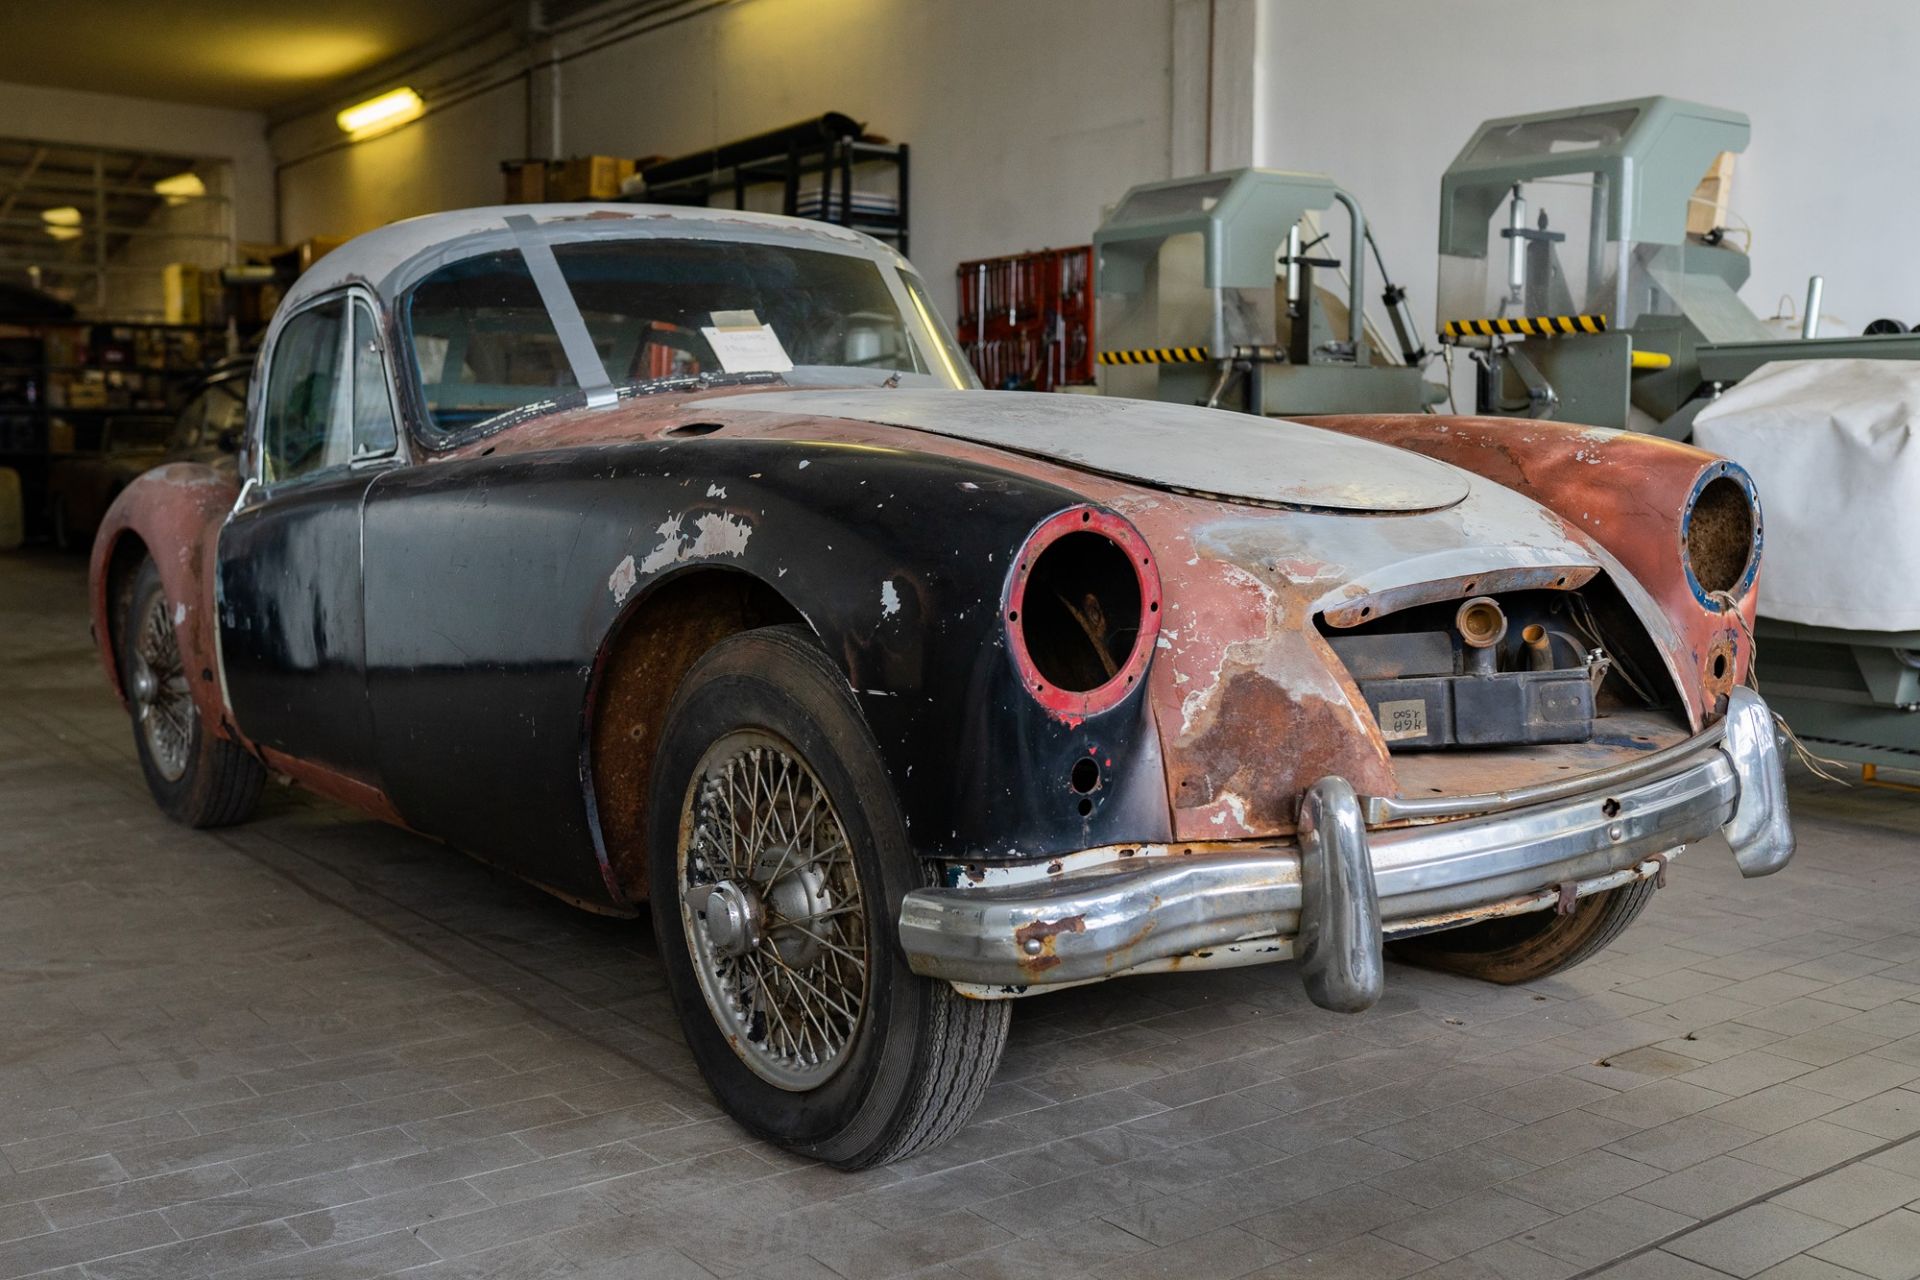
{"left": 1688, "top": 476, "right": 1755, "bottom": 595}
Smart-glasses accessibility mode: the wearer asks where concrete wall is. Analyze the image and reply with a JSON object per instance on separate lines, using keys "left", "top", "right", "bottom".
{"left": 273, "top": 0, "right": 1186, "bottom": 314}
{"left": 0, "top": 80, "right": 273, "bottom": 244}
{"left": 1258, "top": 0, "right": 1920, "bottom": 341}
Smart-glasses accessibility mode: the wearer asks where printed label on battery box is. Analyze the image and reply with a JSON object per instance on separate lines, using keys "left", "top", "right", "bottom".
{"left": 1377, "top": 698, "right": 1429, "bottom": 742}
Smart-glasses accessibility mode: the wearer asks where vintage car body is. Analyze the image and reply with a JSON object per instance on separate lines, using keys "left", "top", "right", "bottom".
{"left": 89, "top": 205, "right": 1791, "bottom": 1166}
{"left": 48, "top": 358, "right": 247, "bottom": 549}
{"left": 48, "top": 413, "right": 173, "bottom": 549}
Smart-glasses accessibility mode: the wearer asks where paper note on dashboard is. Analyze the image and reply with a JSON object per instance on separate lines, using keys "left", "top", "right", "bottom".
{"left": 702, "top": 314, "right": 794, "bottom": 373}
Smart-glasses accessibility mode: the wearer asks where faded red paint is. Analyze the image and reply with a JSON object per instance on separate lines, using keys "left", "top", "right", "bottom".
{"left": 1300, "top": 415, "right": 1762, "bottom": 730}
{"left": 87, "top": 462, "right": 409, "bottom": 828}
{"left": 89, "top": 463, "right": 241, "bottom": 739}
{"left": 94, "top": 389, "right": 1748, "bottom": 855}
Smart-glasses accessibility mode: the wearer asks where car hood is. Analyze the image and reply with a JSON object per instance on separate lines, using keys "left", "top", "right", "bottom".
{"left": 708, "top": 388, "right": 1471, "bottom": 513}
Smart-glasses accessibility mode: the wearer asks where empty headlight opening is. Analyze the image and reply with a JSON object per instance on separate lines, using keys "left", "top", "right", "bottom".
{"left": 1006, "top": 507, "right": 1160, "bottom": 719}
{"left": 1684, "top": 467, "right": 1760, "bottom": 604}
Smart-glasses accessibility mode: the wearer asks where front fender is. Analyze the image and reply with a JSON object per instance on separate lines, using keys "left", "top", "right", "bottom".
{"left": 88, "top": 464, "right": 240, "bottom": 738}
{"left": 1303, "top": 415, "right": 1761, "bottom": 725}
{"left": 359, "top": 437, "right": 1173, "bottom": 907}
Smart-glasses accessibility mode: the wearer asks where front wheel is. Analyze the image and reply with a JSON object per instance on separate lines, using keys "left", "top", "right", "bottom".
{"left": 648, "top": 625, "right": 1008, "bottom": 1168}
{"left": 119, "top": 557, "right": 264, "bottom": 828}
{"left": 1390, "top": 879, "right": 1656, "bottom": 983}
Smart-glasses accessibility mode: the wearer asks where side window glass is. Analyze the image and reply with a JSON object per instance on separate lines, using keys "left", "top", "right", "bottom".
{"left": 351, "top": 301, "right": 398, "bottom": 459}
{"left": 262, "top": 301, "right": 347, "bottom": 484}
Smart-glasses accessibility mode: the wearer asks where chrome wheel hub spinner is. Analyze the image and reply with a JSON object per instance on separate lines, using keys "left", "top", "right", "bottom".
{"left": 677, "top": 733, "right": 869, "bottom": 1092}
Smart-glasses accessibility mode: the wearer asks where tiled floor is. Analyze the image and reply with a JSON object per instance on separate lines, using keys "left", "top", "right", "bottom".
{"left": 6, "top": 549, "right": 1920, "bottom": 1280}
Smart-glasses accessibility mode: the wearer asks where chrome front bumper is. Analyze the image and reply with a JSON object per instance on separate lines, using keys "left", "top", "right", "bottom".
{"left": 899, "top": 687, "right": 1794, "bottom": 1009}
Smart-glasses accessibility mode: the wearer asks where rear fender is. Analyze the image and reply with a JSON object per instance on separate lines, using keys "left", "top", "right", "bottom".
{"left": 1301, "top": 415, "right": 1761, "bottom": 724}
{"left": 88, "top": 464, "right": 241, "bottom": 739}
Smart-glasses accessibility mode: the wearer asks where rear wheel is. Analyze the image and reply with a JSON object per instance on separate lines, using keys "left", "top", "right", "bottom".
{"left": 120, "top": 558, "right": 264, "bottom": 828}
{"left": 1390, "top": 879, "right": 1656, "bottom": 983}
{"left": 648, "top": 625, "right": 1008, "bottom": 1167}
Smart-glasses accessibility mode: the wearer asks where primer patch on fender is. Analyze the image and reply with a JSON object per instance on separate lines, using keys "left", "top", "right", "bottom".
{"left": 608, "top": 555, "right": 638, "bottom": 604}
{"left": 637, "top": 512, "right": 753, "bottom": 576}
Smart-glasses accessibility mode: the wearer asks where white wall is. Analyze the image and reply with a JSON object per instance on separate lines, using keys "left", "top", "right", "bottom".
{"left": 0, "top": 80, "right": 273, "bottom": 244}
{"left": 1258, "top": 0, "right": 1920, "bottom": 340}
{"left": 274, "top": 0, "right": 1184, "bottom": 315}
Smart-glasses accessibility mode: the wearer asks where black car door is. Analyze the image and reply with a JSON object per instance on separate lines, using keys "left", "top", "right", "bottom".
{"left": 216, "top": 291, "right": 403, "bottom": 781}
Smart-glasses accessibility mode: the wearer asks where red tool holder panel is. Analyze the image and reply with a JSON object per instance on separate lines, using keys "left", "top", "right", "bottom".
{"left": 954, "top": 246, "right": 1093, "bottom": 392}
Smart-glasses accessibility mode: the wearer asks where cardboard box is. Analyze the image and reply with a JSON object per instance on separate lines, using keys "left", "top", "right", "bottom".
{"left": 547, "top": 156, "right": 636, "bottom": 201}
{"left": 502, "top": 159, "right": 549, "bottom": 204}
{"left": 1688, "top": 151, "right": 1736, "bottom": 239}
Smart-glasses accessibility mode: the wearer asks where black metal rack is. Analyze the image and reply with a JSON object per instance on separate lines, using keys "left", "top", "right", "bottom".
{"left": 0, "top": 320, "right": 221, "bottom": 540}
{"left": 629, "top": 114, "right": 910, "bottom": 256}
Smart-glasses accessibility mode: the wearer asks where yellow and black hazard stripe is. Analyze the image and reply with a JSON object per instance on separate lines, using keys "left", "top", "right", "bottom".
{"left": 1096, "top": 345, "right": 1211, "bottom": 366}
{"left": 1440, "top": 314, "right": 1609, "bottom": 340}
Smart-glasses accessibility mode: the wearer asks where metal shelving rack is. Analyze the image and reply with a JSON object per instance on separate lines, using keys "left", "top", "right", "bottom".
{"left": 627, "top": 115, "right": 910, "bottom": 256}
{"left": 0, "top": 320, "right": 221, "bottom": 540}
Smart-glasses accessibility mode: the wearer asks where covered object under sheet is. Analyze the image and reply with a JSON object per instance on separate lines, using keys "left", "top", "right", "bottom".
{"left": 1694, "top": 358, "right": 1920, "bottom": 631}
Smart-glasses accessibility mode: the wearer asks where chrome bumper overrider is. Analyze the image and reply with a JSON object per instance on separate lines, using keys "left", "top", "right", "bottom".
{"left": 899, "top": 687, "right": 1794, "bottom": 1009}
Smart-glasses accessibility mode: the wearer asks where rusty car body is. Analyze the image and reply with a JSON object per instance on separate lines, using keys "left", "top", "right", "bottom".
{"left": 89, "top": 205, "right": 1792, "bottom": 1167}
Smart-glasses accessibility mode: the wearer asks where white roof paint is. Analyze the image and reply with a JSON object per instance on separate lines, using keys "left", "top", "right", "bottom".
{"left": 709, "top": 389, "right": 1472, "bottom": 512}
{"left": 282, "top": 203, "right": 896, "bottom": 315}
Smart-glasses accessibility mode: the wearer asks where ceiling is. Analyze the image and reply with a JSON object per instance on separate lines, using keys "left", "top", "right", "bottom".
{"left": 0, "top": 0, "right": 520, "bottom": 112}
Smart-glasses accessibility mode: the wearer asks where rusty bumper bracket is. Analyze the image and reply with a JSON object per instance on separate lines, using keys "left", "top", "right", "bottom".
{"left": 897, "top": 688, "right": 1793, "bottom": 1006}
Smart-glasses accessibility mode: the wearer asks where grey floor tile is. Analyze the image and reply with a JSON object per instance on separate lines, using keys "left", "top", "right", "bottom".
{"left": 1771, "top": 1160, "right": 1920, "bottom": 1227}
{"left": 1662, "top": 1203, "right": 1842, "bottom": 1277}
{"left": 1517, "top": 1194, "right": 1696, "bottom": 1268}
{"left": 1627, "top": 1155, "right": 1797, "bottom": 1219}
{"left": 1808, "top": 1207, "right": 1920, "bottom": 1279}
{"left": 1735, "top": 1120, "right": 1887, "bottom": 1176}
{"left": 1375, "top": 1186, "right": 1553, "bottom": 1261}
{"left": 1502, "top": 1148, "right": 1664, "bottom": 1214}
{"left": 1366, "top": 1143, "right": 1538, "bottom": 1210}
{"left": 1242, "top": 1232, "right": 1434, "bottom": 1280}
{"left": 1605, "top": 1114, "right": 1768, "bottom": 1173}
{"left": 1588, "top": 1251, "right": 1729, "bottom": 1279}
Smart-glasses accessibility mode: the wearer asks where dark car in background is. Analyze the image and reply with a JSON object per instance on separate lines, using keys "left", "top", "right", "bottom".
{"left": 46, "top": 355, "right": 248, "bottom": 548}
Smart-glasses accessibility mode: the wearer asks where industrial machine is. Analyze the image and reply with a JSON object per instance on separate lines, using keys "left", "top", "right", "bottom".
{"left": 1092, "top": 168, "right": 1439, "bottom": 415}
{"left": 1437, "top": 96, "right": 1920, "bottom": 780}
{"left": 1436, "top": 95, "right": 1920, "bottom": 435}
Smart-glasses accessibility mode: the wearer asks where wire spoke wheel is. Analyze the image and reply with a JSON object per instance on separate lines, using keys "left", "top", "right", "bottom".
{"left": 677, "top": 729, "right": 869, "bottom": 1091}
{"left": 130, "top": 589, "right": 194, "bottom": 783}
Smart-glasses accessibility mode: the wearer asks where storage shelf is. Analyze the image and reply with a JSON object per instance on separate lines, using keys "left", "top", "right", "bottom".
{"left": 623, "top": 114, "right": 910, "bottom": 255}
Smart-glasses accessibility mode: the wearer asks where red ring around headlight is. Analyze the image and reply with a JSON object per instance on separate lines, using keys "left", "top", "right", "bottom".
{"left": 1003, "top": 505, "right": 1161, "bottom": 723}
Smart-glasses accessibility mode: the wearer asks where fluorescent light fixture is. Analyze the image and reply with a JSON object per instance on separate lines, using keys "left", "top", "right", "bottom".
{"left": 41, "top": 206, "right": 82, "bottom": 227}
{"left": 45, "top": 226, "right": 81, "bottom": 241}
{"left": 153, "top": 171, "right": 206, "bottom": 203}
{"left": 336, "top": 87, "right": 424, "bottom": 139}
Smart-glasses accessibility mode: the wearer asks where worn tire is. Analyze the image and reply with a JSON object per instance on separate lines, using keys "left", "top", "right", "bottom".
{"left": 648, "top": 625, "right": 1009, "bottom": 1168}
{"left": 120, "top": 558, "right": 264, "bottom": 828}
{"left": 1389, "top": 879, "right": 1656, "bottom": 984}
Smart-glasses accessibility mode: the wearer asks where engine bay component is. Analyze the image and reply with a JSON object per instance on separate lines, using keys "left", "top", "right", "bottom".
{"left": 1328, "top": 590, "right": 1603, "bottom": 751}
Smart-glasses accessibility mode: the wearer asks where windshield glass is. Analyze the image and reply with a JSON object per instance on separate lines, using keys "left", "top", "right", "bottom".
{"left": 405, "top": 236, "right": 972, "bottom": 433}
